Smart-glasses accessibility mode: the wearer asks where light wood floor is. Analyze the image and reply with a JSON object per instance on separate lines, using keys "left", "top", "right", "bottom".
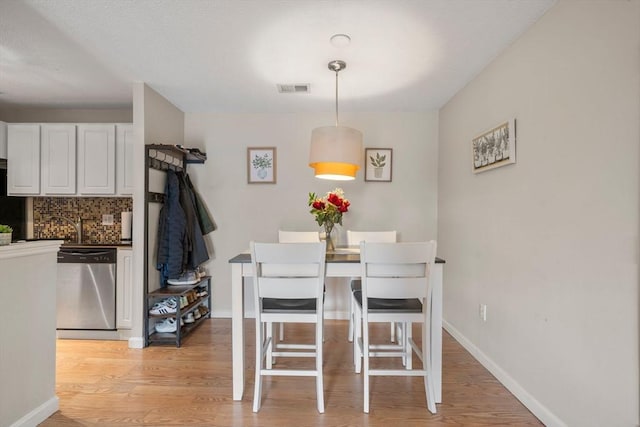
{"left": 41, "top": 319, "right": 542, "bottom": 426}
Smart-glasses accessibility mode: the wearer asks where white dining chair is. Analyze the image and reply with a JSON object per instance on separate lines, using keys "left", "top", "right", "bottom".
{"left": 276, "top": 230, "right": 321, "bottom": 341}
{"left": 250, "top": 241, "right": 327, "bottom": 413}
{"left": 346, "top": 230, "right": 397, "bottom": 345}
{"left": 354, "top": 240, "right": 438, "bottom": 414}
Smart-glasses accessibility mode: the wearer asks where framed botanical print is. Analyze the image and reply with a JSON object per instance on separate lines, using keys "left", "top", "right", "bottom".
{"left": 472, "top": 119, "right": 516, "bottom": 173}
{"left": 365, "top": 148, "right": 392, "bottom": 182}
{"left": 247, "top": 147, "right": 276, "bottom": 184}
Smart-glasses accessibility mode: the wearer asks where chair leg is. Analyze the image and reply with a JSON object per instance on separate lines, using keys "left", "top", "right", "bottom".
{"left": 423, "top": 325, "right": 436, "bottom": 414}
{"left": 363, "top": 317, "right": 370, "bottom": 413}
{"left": 253, "top": 320, "right": 264, "bottom": 412}
{"left": 315, "top": 318, "right": 325, "bottom": 413}
{"left": 354, "top": 306, "right": 362, "bottom": 373}
{"left": 266, "top": 322, "right": 274, "bottom": 368}
{"left": 390, "top": 321, "right": 396, "bottom": 342}
{"left": 348, "top": 296, "right": 354, "bottom": 342}
{"left": 405, "top": 322, "right": 413, "bottom": 370}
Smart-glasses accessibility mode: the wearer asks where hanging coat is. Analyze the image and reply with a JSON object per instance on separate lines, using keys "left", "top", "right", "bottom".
{"left": 177, "top": 171, "right": 210, "bottom": 269}
{"left": 156, "top": 169, "right": 187, "bottom": 282}
{"left": 185, "top": 173, "right": 217, "bottom": 235}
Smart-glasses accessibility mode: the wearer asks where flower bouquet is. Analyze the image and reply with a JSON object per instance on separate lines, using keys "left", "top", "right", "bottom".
{"left": 308, "top": 188, "right": 350, "bottom": 251}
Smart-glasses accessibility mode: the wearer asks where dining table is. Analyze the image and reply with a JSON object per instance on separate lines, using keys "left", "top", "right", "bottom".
{"left": 228, "top": 247, "right": 446, "bottom": 403}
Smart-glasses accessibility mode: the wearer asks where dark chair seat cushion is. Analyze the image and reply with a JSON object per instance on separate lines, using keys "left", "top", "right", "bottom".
{"left": 263, "top": 298, "right": 316, "bottom": 313}
{"left": 353, "top": 290, "right": 422, "bottom": 313}
{"left": 350, "top": 279, "right": 361, "bottom": 293}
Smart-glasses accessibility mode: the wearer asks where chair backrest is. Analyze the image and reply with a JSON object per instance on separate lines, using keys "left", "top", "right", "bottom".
{"left": 251, "top": 241, "right": 327, "bottom": 300}
{"left": 347, "top": 230, "right": 397, "bottom": 245}
{"left": 360, "top": 241, "right": 437, "bottom": 301}
{"left": 278, "top": 230, "right": 321, "bottom": 243}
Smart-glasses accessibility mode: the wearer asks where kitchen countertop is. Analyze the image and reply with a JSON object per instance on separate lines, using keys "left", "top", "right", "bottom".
{"left": 16, "top": 239, "right": 132, "bottom": 249}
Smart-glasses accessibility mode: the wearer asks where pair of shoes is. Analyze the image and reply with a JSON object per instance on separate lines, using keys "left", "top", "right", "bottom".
{"left": 196, "top": 287, "right": 208, "bottom": 298}
{"left": 179, "top": 295, "right": 188, "bottom": 308}
{"left": 149, "top": 298, "right": 177, "bottom": 315}
{"left": 197, "top": 305, "right": 209, "bottom": 317}
{"left": 167, "top": 270, "right": 199, "bottom": 286}
{"left": 155, "top": 317, "right": 182, "bottom": 333}
{"left": 183, "top": 312, "right": 195, "bottom": 324}
{"left": 185, "top": 290, "right": 198, "bottom": 304}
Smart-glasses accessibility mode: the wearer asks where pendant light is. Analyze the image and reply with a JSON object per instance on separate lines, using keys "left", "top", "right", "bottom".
{"left": 309, "top": 60, "right": 363, "bottom": 180}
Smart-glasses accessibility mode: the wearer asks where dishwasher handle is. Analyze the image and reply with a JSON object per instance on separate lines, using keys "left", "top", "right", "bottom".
{"left": 57, "top": 248, "right": 117, "bottom": 264}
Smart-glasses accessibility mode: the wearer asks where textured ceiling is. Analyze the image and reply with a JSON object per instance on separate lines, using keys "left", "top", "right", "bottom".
{"left": 0, "top": 0, "right": 556, "bottom": 113}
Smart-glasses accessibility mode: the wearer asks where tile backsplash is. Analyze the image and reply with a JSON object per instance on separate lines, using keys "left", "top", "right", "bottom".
{"left": 34, "top": 197, "right": 133, "bottom": 244}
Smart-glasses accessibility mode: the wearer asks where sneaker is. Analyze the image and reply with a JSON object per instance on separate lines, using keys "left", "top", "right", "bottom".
{"left": 155, "top": 317, "right": 181, "bottom": 333}
{"left": 167, "top": 270, "right": 199, "bottom": 286}
{"left": 198, "top": 305, "right": 209, "bottom": 317}
{"left": 149, "top": 298, "right": 177, "bottom": 315}
{"left": 197, "top": 288, "right": 208, "bottom": 298}
{"left": 193, "top": 308, "right": 201, "bottom": 320}
{"left": 180, "top": 295, "right": 188, "bottom": 308}
{"left": 183, "top": 312, "right": 195, "bottom": 324}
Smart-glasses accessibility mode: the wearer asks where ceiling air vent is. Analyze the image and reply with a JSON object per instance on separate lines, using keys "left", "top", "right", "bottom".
{"left": 277, "top": 84, "right": 310, "bottom": 94}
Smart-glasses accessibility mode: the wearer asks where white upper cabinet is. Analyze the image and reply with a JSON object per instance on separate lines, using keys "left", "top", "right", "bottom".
{"left": 0, "top": 121, "right": 7, "bottom": 159}
{"left": 116, "top": 124, "right": 134, "bottom": 195}
{"left": 7, "top": 124, "right": 40, "bottom": 195}
{"left": 41, "top": 124, "right": 77, "bottom": 195}
{"left": 77, "top": 124, "right": 116, "bottom": 195}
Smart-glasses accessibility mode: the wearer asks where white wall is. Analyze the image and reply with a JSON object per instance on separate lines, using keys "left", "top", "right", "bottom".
{"left": 130, "top": 82, "right": 185, "bottom": 347}
{"left": 438, "top": 1, "right": 639, "bottom": 426}
{"left": 185, "top": 111, "right": 439, "bottom": 317}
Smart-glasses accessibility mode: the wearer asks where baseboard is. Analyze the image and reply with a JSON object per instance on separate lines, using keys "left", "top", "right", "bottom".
{"left": 128, "top": 336, "right": 144, "bottom": 349}
{"left": 443, "top": 319, "right": 567, "bottom": 427}
{"left": 9, "top": 396, "right": 59, "bottom": 427}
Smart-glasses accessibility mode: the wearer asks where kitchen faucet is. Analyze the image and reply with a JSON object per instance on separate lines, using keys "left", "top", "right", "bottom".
{"left": 49, "top": 215, "right": 83, "bottom": 244}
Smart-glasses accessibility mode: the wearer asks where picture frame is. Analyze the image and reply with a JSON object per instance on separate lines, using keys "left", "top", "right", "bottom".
{"left": 472, "top": 119, "right": 516, "bottom": 173}
{"left": 365, "top": 148, "right": 392, "bottom": 182}
{"left": 247, "top": 147, "right": 277, "bottom": 184}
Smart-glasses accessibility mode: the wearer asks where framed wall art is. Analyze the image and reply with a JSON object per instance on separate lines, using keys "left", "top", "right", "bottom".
{"left": 247, "top": 147, "right": 277, "bottom": 184}
{"left": 472, "top": 119, "right": 516, "bottom": 173}
{"left": 365, "top": 148, "right": 392, "bottom": 182}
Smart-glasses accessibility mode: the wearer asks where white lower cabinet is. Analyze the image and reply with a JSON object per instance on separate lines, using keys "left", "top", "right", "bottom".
{"left": 116, "top": 248, "right": 133, "bottom": 329}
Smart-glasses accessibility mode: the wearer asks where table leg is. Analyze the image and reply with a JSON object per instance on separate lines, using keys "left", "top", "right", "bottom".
{"left": 431, "top": 264, "right": 443, "bottom": 403}
{"left": 231, "top": 263, "right": 245, "bottom": 400}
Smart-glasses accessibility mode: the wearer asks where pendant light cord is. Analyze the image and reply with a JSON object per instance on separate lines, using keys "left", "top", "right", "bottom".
{"left": 335, "top": 69, "right": 339, "bottom": 127}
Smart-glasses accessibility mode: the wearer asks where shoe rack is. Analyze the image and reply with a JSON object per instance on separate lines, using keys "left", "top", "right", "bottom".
{"left": 147, "top": 276, "right": 211, "bottom": 347}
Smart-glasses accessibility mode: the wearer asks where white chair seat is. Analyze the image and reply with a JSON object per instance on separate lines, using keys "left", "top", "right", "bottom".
{"left": 353, "top": 291, "right": 422, "bottom": 313}
{"left": 262, "top": 298, "right": 317, "bottom": 312}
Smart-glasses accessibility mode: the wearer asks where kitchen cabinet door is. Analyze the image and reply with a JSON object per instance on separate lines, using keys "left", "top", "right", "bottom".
{"left": 7, "top": 124, "right": 40, "bottom": 195}
{"left": 116, "top": 124, "right": 134, "bottom": 195}
{"left": 41, "top": 124, "right": 76, "bottom": 194}
{"left": 77, "top": 124, "right": 116, "bottom": 194}
{"left": 0, "top": 121, "right": 7, "bottom": 159}
{"left": 116, "top": 248, "right": 133, "bottom": 329}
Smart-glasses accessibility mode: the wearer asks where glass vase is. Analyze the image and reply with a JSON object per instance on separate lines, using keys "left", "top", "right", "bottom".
{"left": 323, "top": 221, "right": 335, "bottom": 252}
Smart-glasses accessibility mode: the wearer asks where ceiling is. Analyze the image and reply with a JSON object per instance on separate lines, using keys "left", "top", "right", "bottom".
{"left": 0, "top": 0, "right": 556, "bottom": 113}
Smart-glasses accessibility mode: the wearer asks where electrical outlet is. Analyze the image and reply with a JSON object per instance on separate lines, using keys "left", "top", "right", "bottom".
{"left": 479, "top": 304, "right": 487, "bottom": 322}
{"left": 102, "top": 214, "right": 114, "bottom": 226}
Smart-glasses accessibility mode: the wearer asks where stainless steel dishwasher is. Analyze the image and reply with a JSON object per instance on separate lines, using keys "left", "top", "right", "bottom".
{"left": 56, "top": 247, "right": 117, "bottom": 330}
